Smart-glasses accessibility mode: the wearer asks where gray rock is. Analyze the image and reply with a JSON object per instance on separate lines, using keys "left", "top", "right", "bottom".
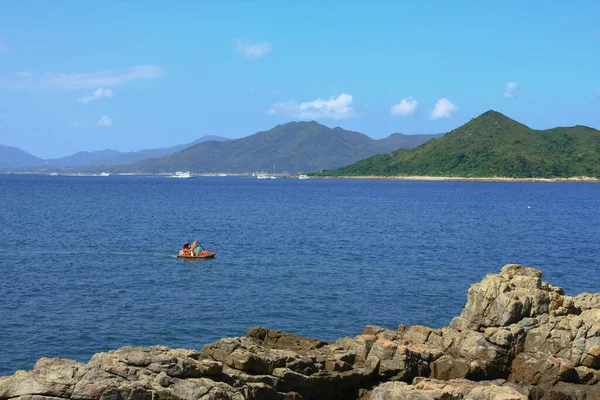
{"left": 371, "top": 379, "right": 526, "bottom": 400}
{"left": 454, "top": 264, "right": 579, "bottom": 331}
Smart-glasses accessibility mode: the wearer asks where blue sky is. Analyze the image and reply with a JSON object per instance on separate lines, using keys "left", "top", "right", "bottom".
{"left": 1, "top": 1, "right": 599, "bottom": 158}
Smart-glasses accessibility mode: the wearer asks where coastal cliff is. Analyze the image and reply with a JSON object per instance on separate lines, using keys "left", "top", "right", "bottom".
{"left": 1, "top": 264, "right": 599, "bottom": 399}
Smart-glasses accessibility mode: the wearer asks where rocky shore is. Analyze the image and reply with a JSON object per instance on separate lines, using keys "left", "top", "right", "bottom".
{"left": 1, "top": 264, "right": 599, "bottom": 399}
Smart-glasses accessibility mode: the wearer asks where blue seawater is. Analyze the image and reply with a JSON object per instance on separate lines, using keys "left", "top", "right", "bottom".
{"left": 0, "top": 175, "right": 599, "bottom": 375}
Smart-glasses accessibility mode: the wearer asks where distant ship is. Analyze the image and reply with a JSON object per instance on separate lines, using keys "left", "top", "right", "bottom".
{"left": 170, "top": 171, "right": 193, "bottom": 179}
{"left": 298, "top": 174, "right": 309, "bottom": 179}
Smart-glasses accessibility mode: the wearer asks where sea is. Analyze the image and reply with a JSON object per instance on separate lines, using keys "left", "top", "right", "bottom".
{"left": 0, "top": 174, "right": 599, "bottom": 375}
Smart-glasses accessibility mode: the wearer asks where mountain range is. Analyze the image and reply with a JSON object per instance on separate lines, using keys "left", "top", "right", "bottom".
{"left": 96, "top": 122, "right": 442, "bottom": 174}
{"left": 2, "top": 123, "right": 443, "bottom": 174}
{"left": 0, "top": 136, "right": 228, "bottom": 169}
{"left": 320, "top": 110, "right": 600, "bottom": 178}
{"left": 4, "top": 112, "right": 599, "bottom": 178}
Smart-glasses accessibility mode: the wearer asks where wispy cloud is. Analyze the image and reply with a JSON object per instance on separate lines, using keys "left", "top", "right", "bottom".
{"left": 504, "top": 82, "right": 518, "bottom": 98}
{"left": 268, "top": 93, "right": 355, "bottom": 120}
{"left": 68, "top": 120, "right": 82, "bottom": 128}
{"left": 233, "top": 38, "right": 273, "bottom": 60}
{"left": 45, "top": 65, "right": 164, "bottom": 90}
{"left": 0, "top": 37, "right": 7, "bottom": 53}
{"left": 430, "top": 98, "right": 458, "bottom": 120}
{"left": 1, "top": 65, "right": 165, "bottom": 90}
{"left": 14, "top": 71, "right": 31, "bottom": 77}
{"left": 390, "top": 97, "right": 418, "bottom": 116}
{"left": 97, "top": 116, "right": 112, "bottom": 127}
{"left": 77, "top": 88, "right": 113, "bottom": 104}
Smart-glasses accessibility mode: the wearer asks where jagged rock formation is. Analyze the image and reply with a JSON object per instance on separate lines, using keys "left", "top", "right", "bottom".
{"left": 1, "top": 264, "right": 599, "bottom": 399}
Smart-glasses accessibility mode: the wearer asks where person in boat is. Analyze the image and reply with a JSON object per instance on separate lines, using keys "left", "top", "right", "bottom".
{"left": 180, "top": 243, "right": 192, "bottom": 256}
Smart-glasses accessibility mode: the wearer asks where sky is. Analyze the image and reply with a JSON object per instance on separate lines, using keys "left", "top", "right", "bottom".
{"left": 1, "top": 1, "right": 599, "bottom": 158}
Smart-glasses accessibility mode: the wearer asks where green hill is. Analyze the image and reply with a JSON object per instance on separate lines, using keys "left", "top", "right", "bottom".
{"left": 319, "top": 110, "right": 600, "bottom": 178}
{"left": 99, "top": 121, "right": 440, "bottom": 174}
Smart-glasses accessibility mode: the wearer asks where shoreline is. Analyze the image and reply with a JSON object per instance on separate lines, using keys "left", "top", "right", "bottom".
{"left": 315, "top": 175, "right": 600, "bottom": 183}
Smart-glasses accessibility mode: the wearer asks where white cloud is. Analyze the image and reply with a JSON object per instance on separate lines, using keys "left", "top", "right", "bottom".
{"left": 77, "top": 88, "right": 113, "bottom": 104}
{"left": 45, "top": 65, "right": 164, "bottom": 90}
{"left": 390, "top": 97, "right": 418, "bottom": 116}
{"left": 1, "top": 65, "right": 165, "bottom": 90}
{"left": 14, "top": 71, "right": 31, "bottom": 77}
{"left": 233, "top": 38, "right": 273, "bottom": 60}
{"left": 268, "top": 93, "right": 355, "bottom": 120}
{"left": 430, "top": 98, "right": 458, "bottom": 120}
{"left": 97, "top": 116, "right": 112, "bottom": 127}
{"left": 504, "top": 82, "right": 518, "bottom": 97}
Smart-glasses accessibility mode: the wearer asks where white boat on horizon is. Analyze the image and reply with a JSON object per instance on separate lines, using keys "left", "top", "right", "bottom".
{"left": 256, "top": 173, "right": 277, "bottom": 179}
{"left": 170, "top": 171, "right": 193, "bottom": 179}
{"left": 298, "top": 174, "right": 309, "bottom": 179}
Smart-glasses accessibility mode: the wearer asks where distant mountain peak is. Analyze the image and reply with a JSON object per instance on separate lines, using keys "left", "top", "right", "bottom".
{"left": 481, "top": 109, "right": 504, "bottom": 117}
{"left": 282, "top": 120, "right": 323, "bottom": 127}
{"left": 270, "top": 120, "right": 329, "bottom": 134}
{"left": 458, "top": 110, "right": 530, "bottom": 132}
{"left": 471, "top": 110, "right": 515, "bottom": 122}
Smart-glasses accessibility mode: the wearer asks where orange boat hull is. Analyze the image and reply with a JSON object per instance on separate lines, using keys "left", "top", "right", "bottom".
{"left": 177, "top": 251, "right": 216, "bottom": 259}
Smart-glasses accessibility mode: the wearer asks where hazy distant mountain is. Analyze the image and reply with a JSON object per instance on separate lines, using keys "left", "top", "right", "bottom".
{"left": 106, "top": 121, "right": 441, "bottom": 174}
{"left": 0, "top": 145, "right": 45, "bottom": 169}
{"left": 45, "top": 135, "right": 229, "bottom": 167}
{"left": 0, "top": 135, "right": 228, "bottom": 169}
{"left": 320, "top": 110, "right": 600, "bottom": 178}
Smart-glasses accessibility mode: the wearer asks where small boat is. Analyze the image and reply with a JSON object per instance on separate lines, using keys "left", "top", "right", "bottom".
{"left": 298, "top": 174, "right": 309, "bottom": 179}
{"left": 177, "top": 250, "right": 216, "bottom": 259}
{"left": 177, "top": 241, "right": 215, "bottom": 259}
